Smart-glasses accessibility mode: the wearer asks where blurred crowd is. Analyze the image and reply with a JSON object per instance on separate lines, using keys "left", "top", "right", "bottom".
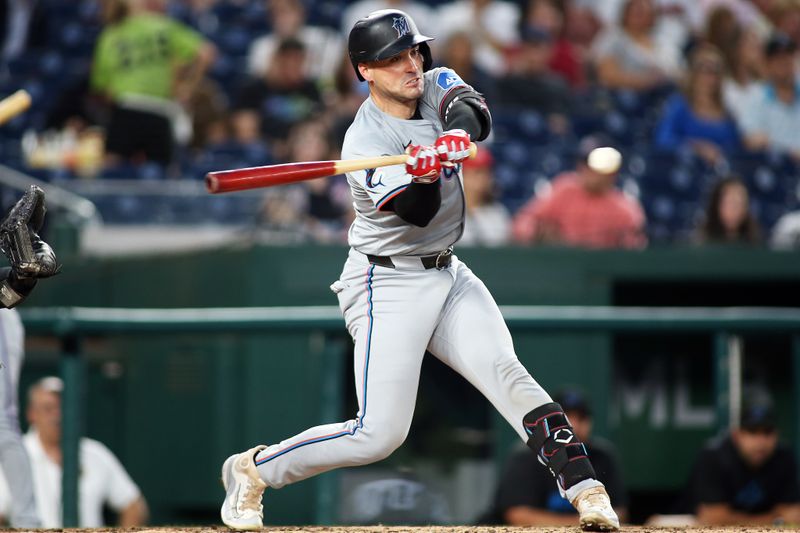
{"left": 2, "top": 0, "right": 800, "bottom": 246}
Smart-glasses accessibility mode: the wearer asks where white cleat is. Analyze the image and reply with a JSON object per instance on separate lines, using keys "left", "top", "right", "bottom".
{"left": 572, "top": 485, "right": 620, "bottom": 531}
{"left": 221, "top": 445, "right": 268, "bottom": 530}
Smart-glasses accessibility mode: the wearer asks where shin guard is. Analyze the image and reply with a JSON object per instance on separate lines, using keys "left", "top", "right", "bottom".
{"left": 523, "top": 402, "right": 596, "bottom": 492}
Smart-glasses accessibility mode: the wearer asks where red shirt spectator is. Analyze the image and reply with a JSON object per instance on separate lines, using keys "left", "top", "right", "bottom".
{"left": 512, "top": 168, "right": 646, "bottom": 248}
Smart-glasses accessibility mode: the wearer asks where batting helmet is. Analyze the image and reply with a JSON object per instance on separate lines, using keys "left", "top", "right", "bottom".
{"left": 348, "top": 9, "right": 434, "bottom": 81}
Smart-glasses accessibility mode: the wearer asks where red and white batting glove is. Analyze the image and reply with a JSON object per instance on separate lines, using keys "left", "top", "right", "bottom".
{"left": 406, "top": 144, "right": 442, "bottom": 184}
{"left": 435, "top": 129, "right": 471, "bottom": 166}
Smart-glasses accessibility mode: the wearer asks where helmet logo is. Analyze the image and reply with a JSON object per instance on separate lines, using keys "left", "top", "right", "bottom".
{"left": 392, "top": 16, "right": 411, "bottom": 38}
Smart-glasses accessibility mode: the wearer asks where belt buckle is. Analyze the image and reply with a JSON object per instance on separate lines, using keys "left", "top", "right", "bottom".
{"left": 435, "top": 248, "right": 453, "bottom": 270}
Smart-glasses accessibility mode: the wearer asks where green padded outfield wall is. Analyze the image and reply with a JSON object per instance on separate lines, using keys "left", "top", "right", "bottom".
{"left": 22, "top": 245, "right": 800, "bottom": 524}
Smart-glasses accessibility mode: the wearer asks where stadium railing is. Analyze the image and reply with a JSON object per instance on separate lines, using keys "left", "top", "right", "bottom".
{"left": 20, "top": 305, "right": 800, "bottom": 526}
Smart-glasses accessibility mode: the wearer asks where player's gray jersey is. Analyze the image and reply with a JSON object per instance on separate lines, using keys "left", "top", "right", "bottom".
{"left": 341, "top": 67, "right": 472, "bottom": 256}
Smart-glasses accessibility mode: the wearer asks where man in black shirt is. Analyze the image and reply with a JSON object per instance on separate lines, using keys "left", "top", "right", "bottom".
{"left": 233, "top": 37, "right": 323, "bottom": 147}
{"left": 489, "top": 389, "right": 628, "bottom": 526}
{"left": 686, "top": 391, "right": 800, "bottom": 525}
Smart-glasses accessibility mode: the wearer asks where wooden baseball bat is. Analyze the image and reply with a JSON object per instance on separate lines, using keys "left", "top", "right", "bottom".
{"left": 206, "top": 142, "right": 478, "bottom": 194}
{"left": 0, "top": 90, "right": 31, "bottom": 126}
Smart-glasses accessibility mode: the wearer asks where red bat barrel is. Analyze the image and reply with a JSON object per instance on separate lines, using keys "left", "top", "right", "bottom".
{"left": 206, "top": 161, "right": 338, "bottom": 193}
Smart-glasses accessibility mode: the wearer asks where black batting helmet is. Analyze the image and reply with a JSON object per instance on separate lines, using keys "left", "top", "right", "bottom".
{"left": 348, "top": 9, "right": 434, "bottom": 81}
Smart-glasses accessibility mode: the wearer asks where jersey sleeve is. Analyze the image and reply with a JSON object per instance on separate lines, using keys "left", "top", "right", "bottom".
{"left": 167, "top": 18, "right": 204, "bottom": 62}
{"left": 92, "top": 441, "right": 142, "bottom": 512}
{"left": 493, "top": 449, "right": 550, "bottom": 513}
{"left": 777, "top": 449, "right": 800, "bottom": 503}
{"left": 342, "top": 133, "right": 413, "bottom": 210}
{"left": 689, "top": 447, "right": 729, "bottom": 507}
{"left": 349, "top": 164, "right": 412, "bottom": 210}
{"left": 90, "top": 32, "right": 112, "bottom": 93}
{"left": 422, "top": 67, "right": 471, "bottom": 122}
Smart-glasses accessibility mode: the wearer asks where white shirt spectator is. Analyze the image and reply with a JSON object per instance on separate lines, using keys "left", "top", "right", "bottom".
{"left": 585, "top": 0, "right": 769, "bottom": 36}
{"left": 0, "top": 430, "right": 141, "bottom": 528}
{"left": 592, "top": 25, "right": 683, "bottom": 80}
{"left": 247, "top": 26, "right": 344, "bottom": 81}
{"left": 770, "top": 210, "right": 800, "bottom": 249}
{"left": 460, "top": 204, "right": 512, "bottom": 246}
{"left": 436, "top": 0, "right": 519, "bottom": 76}
{"left": 723, "top": 77, "right": 761, "bottom": 128}
{"left": 739, "top": 82, "right": 800, "bottom": 154}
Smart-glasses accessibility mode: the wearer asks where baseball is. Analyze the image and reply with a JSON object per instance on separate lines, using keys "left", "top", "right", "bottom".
{"left": 587, "top": 146, "right": 622, "bottom": 174}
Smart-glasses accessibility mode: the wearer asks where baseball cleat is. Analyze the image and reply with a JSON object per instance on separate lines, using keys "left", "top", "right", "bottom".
{"left": 572, "top": 485, "right": 620, "bottom": 531}
{"left": 221, "top": 445, "right": 268, "bottom": 530}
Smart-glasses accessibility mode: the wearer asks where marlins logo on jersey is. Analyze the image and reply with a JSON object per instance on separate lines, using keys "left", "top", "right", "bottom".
{"left": 392, "top": 16, "right": 410, "bottom": 38}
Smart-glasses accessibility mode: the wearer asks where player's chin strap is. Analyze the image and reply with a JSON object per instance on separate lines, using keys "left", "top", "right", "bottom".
{"left": 523, "top": 402, "right": 597, "bottom": 493}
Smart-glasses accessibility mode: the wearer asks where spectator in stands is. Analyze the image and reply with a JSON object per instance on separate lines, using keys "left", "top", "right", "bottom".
{"left": 0, "top": 0, "right": 49, "bottom": 69}
{"left": 0, "top": 377, "right": 148, "bottom": 528}
{"left": 704, "top": 6, "right": 740, "bottom": 60}
{"left": 654, "top": 44, "right": 741, "bottom": 164}
{"left": 683, "top": 389, "right": 800, "bottom": 525}
{"left": 487, "top": 388, "right": 628, "bottom": 525}
{"left": 436, "top": 0, "right": 520, "bottom": 76}
{"left": 770, "top": 0, "right": 800, "bottom": 47}
{"left": 247, "top": 0, "right": 343, "bottom": 84}
{"left": 519, "top": 0, "right": 585, "bottom": 87}
{"left": 707, "top": 0, "right": 774, "bottom": 40}
{"left": 512, "top": 135, "right": 647, "bottom": 248}
{"left": 256, "top": 120, "right": 351, "bottom": 243}
{"left": 720, "top": 24, "right": 764, "bottom": 128}
{"left": 438, "top": 31, "right": 496, "bottom": 101}
{"left": 289, "top": 119, "right": 352, "bottom": 243}
{"left": 740, "top": 32, "right": 800, "bottom": 158}
{"left": 460, "top": 149, "right": 511, "bottom": 246}
{"left": 91, "top": 0, "right": 216, "bottom": 168}
{"left": 694, "top": 176, "right": 761, "bottom": 244}
{"left": 497, "top": 26, "right": 571, "bottom": 135}
{"left": 233, "top": 37, "right": 323, "bottom": 151}
{"left": 591, "top": 0, "right": 682, "bottom": 93}
{"left": 330, "top": 50, "right": 369, "bottom": 149}
{"left": 770, "top": 208, "right": 800, "bottom": 248}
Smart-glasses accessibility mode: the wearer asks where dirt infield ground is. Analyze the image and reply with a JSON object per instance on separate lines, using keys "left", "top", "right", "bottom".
{"left": 42, "top": 527, "right": 797, "bottom": 533}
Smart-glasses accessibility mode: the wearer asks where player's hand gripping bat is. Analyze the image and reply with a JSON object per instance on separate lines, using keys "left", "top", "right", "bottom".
{"left": 206, "top": 142, "right": 478, "bottom": 194}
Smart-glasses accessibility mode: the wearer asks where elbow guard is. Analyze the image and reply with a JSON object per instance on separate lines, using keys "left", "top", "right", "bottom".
{"left": 439, "top": 86, "right": 492, "bottom": 141}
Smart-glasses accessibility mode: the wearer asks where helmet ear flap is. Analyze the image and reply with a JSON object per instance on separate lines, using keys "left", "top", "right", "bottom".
{"left": 419, "top": 41, "right": 433, "bottom": 72}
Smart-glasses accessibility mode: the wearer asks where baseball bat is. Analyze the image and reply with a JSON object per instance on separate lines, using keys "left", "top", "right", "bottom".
{"left": 0, "top": 90, "right": 31, "bottom": 126}
{"left": 206, "top": 142, "right": 478, "bottom": 194}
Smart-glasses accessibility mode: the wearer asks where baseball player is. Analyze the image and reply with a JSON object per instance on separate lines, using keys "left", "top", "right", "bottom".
{"left": 221, "top": 10, "right": 619, "bottom": 531}
{"left": 0, "top": 185, "right": 60, "bottom": 528}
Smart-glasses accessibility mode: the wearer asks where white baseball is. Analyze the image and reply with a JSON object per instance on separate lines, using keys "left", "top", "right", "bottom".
{"left": 587, "top": 147, "right": 622, "bottom": 174}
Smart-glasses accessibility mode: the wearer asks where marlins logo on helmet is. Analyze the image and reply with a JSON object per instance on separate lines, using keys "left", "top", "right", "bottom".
{"left": 392, "top": 16, "right": 411, "bottom": 38}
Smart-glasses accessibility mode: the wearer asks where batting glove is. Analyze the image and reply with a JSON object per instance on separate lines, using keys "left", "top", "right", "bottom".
{"left": 406, "top": 144, "right": 442, "bottom": 184}
{"left": 435, "top": 129, "right": 471, "bottom": 166}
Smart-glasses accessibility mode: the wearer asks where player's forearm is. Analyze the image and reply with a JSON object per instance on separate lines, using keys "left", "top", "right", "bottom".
{"left": 174, "top": 43, "right": 217, "bottom": 102}
{"left": 119, "top": 497, "right": 148, "bottom": 527}
{"left": 504, "top": 505, "right": 581, "bottom": 526}
{"left": 389, "top": 181, "right": 442, "bottom": 227}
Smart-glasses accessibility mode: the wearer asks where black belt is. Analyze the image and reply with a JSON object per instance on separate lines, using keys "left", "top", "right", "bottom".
{"left": 367, "top": 248, "right": 453, "bottom": 270}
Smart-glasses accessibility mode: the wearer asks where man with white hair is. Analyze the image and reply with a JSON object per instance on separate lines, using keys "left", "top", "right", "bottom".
{"left": 0, "top": 377, "right": 148, "bottom": 527}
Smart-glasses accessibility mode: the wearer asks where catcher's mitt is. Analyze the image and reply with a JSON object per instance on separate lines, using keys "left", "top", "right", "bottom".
{"left": 0, "top": 185, "right": 60, "bottom": 279}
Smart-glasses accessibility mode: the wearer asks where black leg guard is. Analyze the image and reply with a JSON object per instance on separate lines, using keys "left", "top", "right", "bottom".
{"left": 523, "top": 402, "right": 596, "bottom": 491}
